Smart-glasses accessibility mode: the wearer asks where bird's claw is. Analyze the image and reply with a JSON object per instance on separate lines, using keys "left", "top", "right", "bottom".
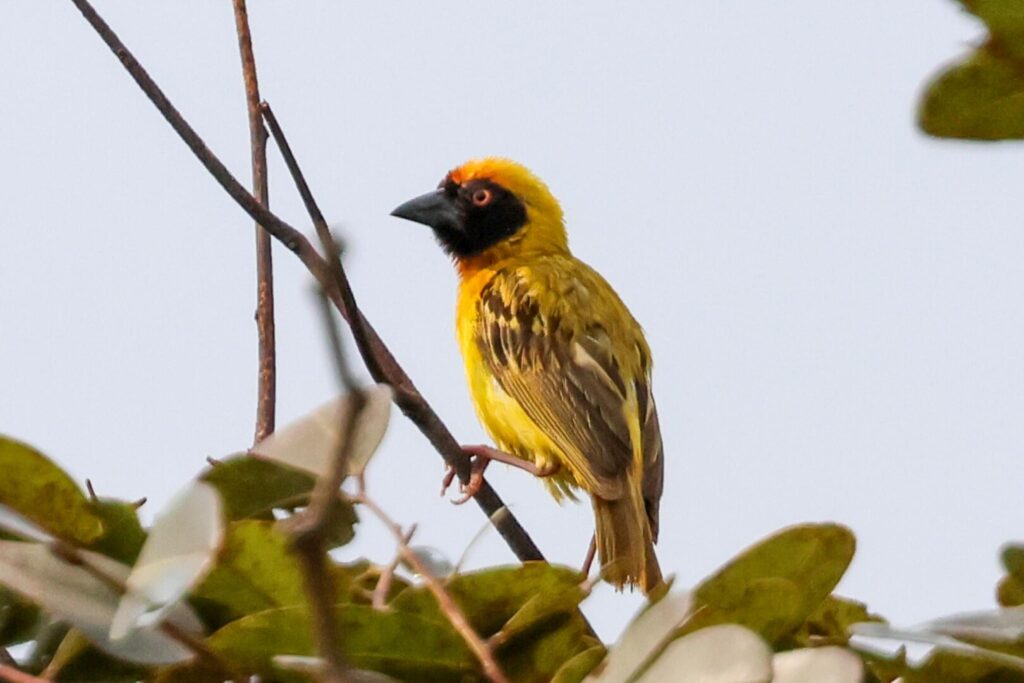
{"left": 440, "top": 466, "right": 457, "bottom": 498}
{"left": 440, "top": 450, "right": 490, "bottom": 505}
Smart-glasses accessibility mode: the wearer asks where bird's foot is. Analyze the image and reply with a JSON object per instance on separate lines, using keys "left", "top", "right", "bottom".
{"left": 441, "top": 447, "right": 493, "bottom": 505}
{"left": 441, "top": 444, "right": 559, "bottom": 505}
{"left": 580, "top": 534, "right": 597, "bottom": 577}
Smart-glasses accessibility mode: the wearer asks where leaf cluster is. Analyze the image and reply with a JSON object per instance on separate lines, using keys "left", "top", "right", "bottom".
{"left": 4, "top": 430, "right": 1024, "bottom": 682}
{"left": 920, "top": 0, "right": 1024, "bottom": 139}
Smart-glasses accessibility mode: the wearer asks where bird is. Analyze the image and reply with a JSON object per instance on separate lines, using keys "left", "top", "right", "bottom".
{"left": 390, "top": 157, "right": 664, "bottom": 593}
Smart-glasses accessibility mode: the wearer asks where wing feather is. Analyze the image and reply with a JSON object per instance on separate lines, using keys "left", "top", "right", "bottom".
{"left": 635, "top": 375, "right": 664, "bottom": 540}
{"left": 475, "top": 274, "right": 639, "bottom": 499}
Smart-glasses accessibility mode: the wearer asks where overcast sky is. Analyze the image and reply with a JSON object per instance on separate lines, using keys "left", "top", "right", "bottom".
{"left": 3, "top": 1, "right": 1023, "bottom": 641}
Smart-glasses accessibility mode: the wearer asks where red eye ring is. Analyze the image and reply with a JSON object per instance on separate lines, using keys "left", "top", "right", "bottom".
{"left": 472, "top": 188, "right": 493, "bottom": 207}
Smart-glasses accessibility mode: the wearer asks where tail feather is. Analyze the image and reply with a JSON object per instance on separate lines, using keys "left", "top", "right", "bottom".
{"left": 593, "top": 489, "right": 662, "bottom": 594}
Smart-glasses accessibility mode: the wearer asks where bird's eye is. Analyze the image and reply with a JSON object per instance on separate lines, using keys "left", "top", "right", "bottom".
{"left": 471, "top": 188, "right": 493, "bottom": 207}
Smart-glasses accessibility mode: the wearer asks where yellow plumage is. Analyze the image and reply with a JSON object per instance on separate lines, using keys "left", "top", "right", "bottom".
{"left": 393, "top": 157, "right": 664, "bottom": 592}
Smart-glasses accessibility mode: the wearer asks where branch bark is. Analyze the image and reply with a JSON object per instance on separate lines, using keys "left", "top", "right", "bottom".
{"left": 231, "top": 0, "right": 276, "bottom": 443}
{"left": 69, "top": 0, "right": 544, "bottom": 564}
{"left": 0, "top": 664, "right": 47, "bottom": 683}
{"left": 284, "top": 275, "right": 366, "bottom": 683}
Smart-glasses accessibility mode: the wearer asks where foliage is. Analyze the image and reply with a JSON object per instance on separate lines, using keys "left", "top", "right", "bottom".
{"left": 1, "top": 424, "right": 1024, "bottom": 682}
{"left": 3, "top": 2, "right": 1024, "bottom": 681}
{"left": 920, "top": 0, "right": 1024, "bottom": 139}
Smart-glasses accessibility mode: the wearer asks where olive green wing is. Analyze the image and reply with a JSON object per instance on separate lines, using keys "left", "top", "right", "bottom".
{"left": 475, "top": 279, "right": 641, "bottom": 500}
{"left": 635, "top": 375, "right": 664, "bottom": 540}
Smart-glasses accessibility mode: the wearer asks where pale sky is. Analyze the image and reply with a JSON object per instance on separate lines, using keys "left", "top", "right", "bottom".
{"left": 3, "top": 1, "right": 1023, "bottom": 641}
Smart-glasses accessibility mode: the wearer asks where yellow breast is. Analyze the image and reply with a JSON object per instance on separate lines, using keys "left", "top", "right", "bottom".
{"left": 456, "top": 266, "right": 577, "bottom": 497}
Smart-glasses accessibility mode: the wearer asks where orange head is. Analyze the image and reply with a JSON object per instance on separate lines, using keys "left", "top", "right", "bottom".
{"left": 390, "top": 158, "right": 568, "bottom": 265}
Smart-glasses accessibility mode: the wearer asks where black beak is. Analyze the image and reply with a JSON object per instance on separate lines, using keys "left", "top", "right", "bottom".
{"left": 390, "top": 190, "right": 461, "bottom": 233}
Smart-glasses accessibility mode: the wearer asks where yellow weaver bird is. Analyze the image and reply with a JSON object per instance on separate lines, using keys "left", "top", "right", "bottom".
{"left": 391, "top": 158, "right": 664, "bottom": 593}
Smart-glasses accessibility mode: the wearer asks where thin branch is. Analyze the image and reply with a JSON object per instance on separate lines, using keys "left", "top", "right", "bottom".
{"left": 284, "top": 278, "right": 367, "bottom": 683}
{"left": 231, "top": 0, "right": 276, "bottom": 443}
{"left": 315, "top": 247, "right": 361, "bottom": 393}
{"left": 258, "top": 103, "right": 332, "bottom": 250}
{"left": 259, "top": 103, "right": 385, "bottom": 383}
{"left": 353, "top": 491, "right": 509, "bottom": 683}
{"left": 0, "top": 664, "right": 47, "bottom": 683}
{"left": 373, "top": 525, "right": 415, "bottom": 611}
{"left": 68, "top": 0, "right": 543, "bottom": 564}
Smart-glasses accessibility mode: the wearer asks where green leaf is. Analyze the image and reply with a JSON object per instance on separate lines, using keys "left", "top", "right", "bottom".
{"left": 192, "top": 520, "right": 307, "bottom": 623}
{"left": 207, "top": 604, "right": 477, "bottom": 682}
{"left": 86, "top": 499, "right": 147, "bottom": 565}
{"left": 500, "top": 612, "right": 597, "bottom": 683}
{"left": 551, "top": 645, "right": 606, "bottom": 683}
{"left": 0, "top": 585, "right": 40, "bottom": 646}
{"left": 963, "top": 0, "right": 1024, "bottom": 61}
{"left": 997, "top": 544, "right": 1024, "bottom": 607}
{"left": 789, "top": 595, "right": 884, "bottom": 647}
{"left": 683, "top": 523, "right": 856, "bottom": 644}
{"left": 0, "top": 436, "right": 103, "bottom": 544}
{"left": 682, "top": 576, "right": 808, "bottom": 644}
{"left": 201, "top": 456, "right": 356, "bottom": 547}
{"left": 1003, "top": 545, "right": 1024, "bottom": 578}
{"left": 919, "top": 1, "right": 1024, "bottom": 140}
{"left": 998, "top": 575, "right": 1024, "bottom": 608}
{"left": 389, "top": 563, "right": 592, "bottom": 680}
{"left": 390, "top": 563, "right": 584, "bottom": 638}
{"left": 496, "top": 582, "right": 589, "bottom": 645}
{"left": 919, "top": 46, "right": 1024, "bottom": 140}
{"left": 201, "top": 456, "right": 313, "bottom": 519}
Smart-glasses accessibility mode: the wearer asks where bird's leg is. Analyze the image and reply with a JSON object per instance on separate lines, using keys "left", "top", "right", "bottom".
{"left": 580, "top": 534, "right": 597, "bottom": 577}
{"left": 441, "top": 444, "right": 560, "bottom": 505}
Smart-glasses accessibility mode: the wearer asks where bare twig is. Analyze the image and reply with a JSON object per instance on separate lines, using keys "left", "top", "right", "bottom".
{"left": 315, "top": 247, "right": 361, "bottom": 392}
{"left": 258, "top": 104, "right": 333, "bottom": 252}
{"left": 373, "top": 525, "right": 415, "bottom": 610}
{"left": 0, "top": 664, "right": 47, "bottom": 683}
{"left": 231, "top": 0, "right": 276, "bottom": 443}
{"left": 353, "top": 491, "right": 509, "bottom": 683}
{"left": 67, "top": 0, "right": 543, "bottom": 564}
{"left": 284, "top": 278, "right": 367, "bottom": 683}
{"left": 45, "top": 541, "right": 240, "bottom": 681}
{"left": 258, "top": 103, "right": 384, "bottom": 384}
